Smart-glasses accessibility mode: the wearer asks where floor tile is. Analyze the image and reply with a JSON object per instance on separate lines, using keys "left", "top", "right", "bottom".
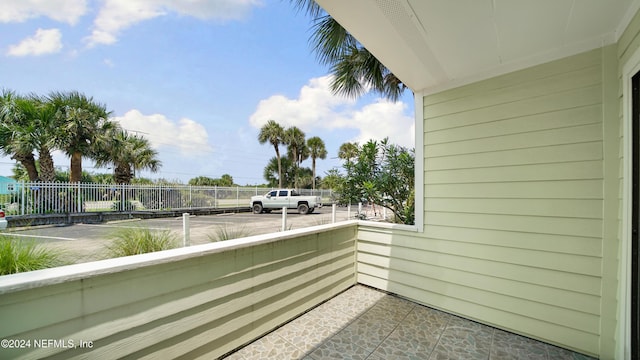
{"left": 230, "top": 331, "right": 305, "bottom": 360}
{"left": 309, "top": 334, "right": 371, "bottom": 360}
{"left": 330, "top": 317, "right": 397, "bottom": 353}
{"left": 222, "top": 285, "right": 598, "bottom": 360}
{"left": 490, "top": 329, "right": 547, "bottom": 360}
{"left": 546, "top": 344, "right": 597, "bottom": 360}
{"left": 370, "top": 320, "right": 441, "bottom": 359}
{"left": 430, "top": 316, "right": 493, "bottom": 360}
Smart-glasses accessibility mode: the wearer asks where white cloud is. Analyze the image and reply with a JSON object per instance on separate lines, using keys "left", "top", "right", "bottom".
{"left": 112, "top": 109, "right": 214, "bottom": 156}
{"left": 0, "top": 0, "right": 86, "bottom": 24}
{"left": 86, "top": 0, "right": 263, "bottom": 47}
{"left": 349, "top": 100, "right": 414, "bottom": 148}
{"left": 250, "top": 76, "right": 415, "bottom": 148}
{"left": 7, "top": 28, "right": 63, "bottom": 57}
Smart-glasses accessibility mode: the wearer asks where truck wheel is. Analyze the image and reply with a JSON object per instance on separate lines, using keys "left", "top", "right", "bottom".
{"left": 253, "top": 203, "right": 263, "bottom": 214}
{"left": 297, "top": 203, "right": 309, "bottom": 215}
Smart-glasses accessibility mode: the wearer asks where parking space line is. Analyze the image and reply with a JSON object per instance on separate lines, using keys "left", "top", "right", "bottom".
{"left": 8, "top": 233, "right": 77, "bottom": 241}
{"left": 78, "top": 224, "right": 170, "bottom": 231}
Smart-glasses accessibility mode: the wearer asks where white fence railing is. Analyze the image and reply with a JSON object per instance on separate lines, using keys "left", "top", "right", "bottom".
{"left": 0, "top": 182, "right": 335, "bottom": 216}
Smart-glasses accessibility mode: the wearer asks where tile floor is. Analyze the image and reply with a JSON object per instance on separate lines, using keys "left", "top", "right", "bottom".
{"left": 222, "top": 285, "right": 596, "bottom": 360}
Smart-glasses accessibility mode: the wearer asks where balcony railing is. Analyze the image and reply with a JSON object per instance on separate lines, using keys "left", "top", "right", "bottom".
{"left": 0, "top": 221, "right": 358, "bottom": 359}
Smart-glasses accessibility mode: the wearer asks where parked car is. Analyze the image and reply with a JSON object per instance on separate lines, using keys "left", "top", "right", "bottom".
{"left": 0, "top": 210, "right": 7, "bottom": 230}
{"left": 250, "top": 189, "right": 322, "bottom": 215}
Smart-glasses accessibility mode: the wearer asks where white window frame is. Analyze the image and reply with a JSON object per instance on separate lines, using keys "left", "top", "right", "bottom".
{"left": 620, "top": 44, "right": 640, "bottom": 360}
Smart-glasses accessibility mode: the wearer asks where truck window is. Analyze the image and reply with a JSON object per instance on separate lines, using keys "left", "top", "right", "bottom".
{"left": 268, "top": 190, "right": 277, "bottom": 197}
{"left": 291, "top": 190, "right": 300, "bottom": 196}
{"left": 278, "top": 190, "right": 288, "bottom": 197}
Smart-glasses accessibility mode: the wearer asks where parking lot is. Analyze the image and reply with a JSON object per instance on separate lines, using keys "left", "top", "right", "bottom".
{"left": 7, "top": 207, "right": 353, "bottom": 264}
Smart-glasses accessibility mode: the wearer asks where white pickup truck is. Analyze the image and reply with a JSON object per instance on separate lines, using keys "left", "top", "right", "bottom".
{"left": 250, "top": 189, "right": 322, "bottom": 214}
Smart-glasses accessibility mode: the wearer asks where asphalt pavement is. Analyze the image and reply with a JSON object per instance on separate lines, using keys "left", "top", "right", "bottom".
{"left": 6, "top": 207, "right": 352, "bottom": 264}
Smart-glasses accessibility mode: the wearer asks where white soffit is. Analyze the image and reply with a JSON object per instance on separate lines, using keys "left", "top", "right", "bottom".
{"left": 316, "top": 0, "right": 637, "bottom": 93}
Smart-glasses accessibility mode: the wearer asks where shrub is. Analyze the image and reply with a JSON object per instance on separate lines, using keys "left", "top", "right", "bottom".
{"left": 208, "top": 224, "right": 251, "bottom": 242}
{"left": 111, "top": 199, "right": 136, "bottom": 212}
{"left": 105, "top": 227, "right": 178, "bottom": 257}
{"left": 0, "top": 235, "right": 67, "bottom": 275}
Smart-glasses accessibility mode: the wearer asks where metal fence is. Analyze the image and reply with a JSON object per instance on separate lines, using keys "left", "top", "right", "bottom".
{"left": 0, "top": 182, "right": 335, "bottom": 216}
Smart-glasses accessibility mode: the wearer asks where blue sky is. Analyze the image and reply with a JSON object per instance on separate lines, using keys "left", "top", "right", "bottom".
{"left": 0, "top": 0, "right": 414, "bottom": 185}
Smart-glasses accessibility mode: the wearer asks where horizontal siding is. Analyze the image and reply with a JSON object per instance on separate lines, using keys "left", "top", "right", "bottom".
{"left": 425, "top": 161, "right": 603, "bottom": 184}
{"left": 426, "top": 104, "right": 602, "bottom": 145}
{"left": 359, "top": 49, "right": 606, "bottom": 357}
{"left": 0, "top": 225, "right": 358, "bottom": 359}
{"left": 425, "top": 142, "right": 602, "bottom": 170}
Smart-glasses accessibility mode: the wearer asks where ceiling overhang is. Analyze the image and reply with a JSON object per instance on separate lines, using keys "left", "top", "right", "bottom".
{"left": 315, "top": 0, "right": 640, "bottom": 94}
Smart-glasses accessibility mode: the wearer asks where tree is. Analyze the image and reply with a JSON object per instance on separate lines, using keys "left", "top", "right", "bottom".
{"left": 11, "top": 95, "right": 59, "bottom": 182}
{"left": 48, "top": 91, "right": 114, "bottom": 183}
{"left": 258, "top": 120, "right": 285, "bottom": 188}
{"left": 291, "top": 0, "right": 407, "bottom": 101}
{"left": 307, "top": 136, "right": 327, "bottom": 190}
{"left": 189, "top": 176, "right": 217, "bottom": 186}
{"left": 338, "top": 142, "right": 359, "bottom": 164}
{"left": 321, "top": 168, "right": 342, "bottom": 190}
{"left": 284, "top": 126, "right": 307, "bottom": 167}
{"left": 188, "top": 174, "right": 234, "bottom": 187}
{"left": 219, "top": 174, "right": 234, "bottom": 187}
{"left": 284, "top": 126, "right": 307, "bottom": 188}
{"left": 93, "top": 128, "right": 161, "bottom": 184}
{"left": 263, "top": 156, "right": 295, "bottom": 188}
{"left": 338, "top": 138, "right": 415, "bottom": 224}
{"left": 0, "top": 90, "right": 39, "bottom": 181}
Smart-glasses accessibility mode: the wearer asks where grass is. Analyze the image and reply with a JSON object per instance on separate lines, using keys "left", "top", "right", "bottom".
{"left": 105, "top": 227, "right": 178, "bottom": 257}
{"left": 208, "top": 224, "right": 252, "bottom": 242}
{"left": 0, "top": 235, "right": 67, "bottom": 275}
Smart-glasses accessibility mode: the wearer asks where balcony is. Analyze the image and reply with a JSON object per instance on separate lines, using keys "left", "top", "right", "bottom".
{"left": 225, "top": 284, "right": 595, "bottom": 360}
{"left": 0, "top": 221, "right": 594, "bottom": 359}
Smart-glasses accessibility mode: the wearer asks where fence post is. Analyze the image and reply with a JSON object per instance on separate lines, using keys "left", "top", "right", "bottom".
{"left": 77, "top": 182, "right": 82, "bottom": 213}
{"left": 332, "top": 204, "right": 336, "bottom": 223}
{"left": 281, "top": 206, "right": 287, "bottom": 231}
{"left": 183, "top": 213, "right": 190, "bottom": 247}
{"left": 347, "top": 204, "right": 351, "bottom": 219}
{"left": 189, "top": 185, "right": 192, "bottom": 209}
{"left": 21, "top": 181, "right": 25, "bottom": 216}
{"left": 236, "top": 186, "right": 239, "bottom": 208}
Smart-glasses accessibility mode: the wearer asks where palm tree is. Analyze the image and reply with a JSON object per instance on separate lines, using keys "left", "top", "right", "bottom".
{"left": 307, "top": 136, "right": 327, "bottom": 190}
{"left": 258, "top": 120, "right": 285, "bottom": 188}
{"left": 291, "top": 0, "right": 407, "bottom": 101}
{"left": 94, "top": 128, "right": 161, "bottom": 184}
{"left": 48, "top": 91, "right": 113, "bottom": 183}
{"left": 338, "top": 142, "right": 359, "bottom": 164}
{"left": 264, "top": 156, "right": 294, "bottom": 188}
{"left": 284, "top": 126, "right": 308, "bottom": 188}
{"left": 0, "top": 91, "right": 40, "bottom": 181}
{"left": 285, "top": 126, "right": 307, "bottom": 167}
{"left": 13, "top": 95, "right": 59, "bottom": 182}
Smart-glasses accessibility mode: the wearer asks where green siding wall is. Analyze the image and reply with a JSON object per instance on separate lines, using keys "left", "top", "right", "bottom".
{"left": 0, "top": 224, "right": 357, "bottom": 359}
{"left": 358, "top": 47, "right": 621, "bottom": 357}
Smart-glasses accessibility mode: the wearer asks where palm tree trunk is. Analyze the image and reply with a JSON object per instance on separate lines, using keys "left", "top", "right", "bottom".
{"left": 312, "top": 157, "right": 316, "bottom": 190}
{"left": 38, "top": 146, "right": 56, "bottom": 182}
{"left": 12, "top": 153, "right": 39, "bottom": 181}
{"left": 70, "top": 152, "right": 82, "bottom": 183}
{"left": 114, "top": 163, "right": 132, "bottom": 184}
{"left": 275, "top": 146, "right": 282, "bottom": 188}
